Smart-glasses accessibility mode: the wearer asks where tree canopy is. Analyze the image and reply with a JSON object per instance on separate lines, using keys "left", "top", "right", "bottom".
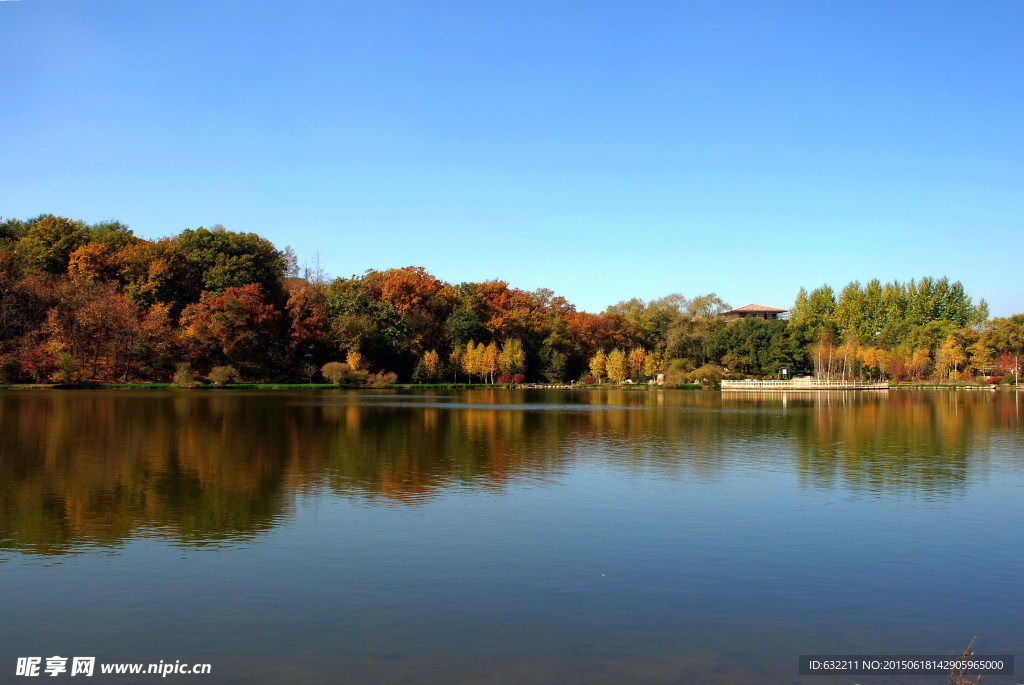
{"left": 0, "top": 214, "right": 1016, "bottom": 385}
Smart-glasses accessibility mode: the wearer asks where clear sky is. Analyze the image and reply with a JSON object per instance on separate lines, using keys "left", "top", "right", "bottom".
{"left": 2, "top": 0, "right": 1021, "bottom": 315}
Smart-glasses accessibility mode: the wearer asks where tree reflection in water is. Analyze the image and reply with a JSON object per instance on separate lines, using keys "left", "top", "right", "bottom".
{"left": 0, "top": 389, "right": 1019, "bottom": 554}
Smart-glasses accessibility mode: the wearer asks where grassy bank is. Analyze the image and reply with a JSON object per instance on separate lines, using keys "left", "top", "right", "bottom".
{"left": 0, "top": 382, "right": 706, "bottom": 391}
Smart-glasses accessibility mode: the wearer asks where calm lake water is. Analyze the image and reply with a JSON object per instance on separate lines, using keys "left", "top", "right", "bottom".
{"left": 1, "top": 389, "right": 1021, "bottom": 684}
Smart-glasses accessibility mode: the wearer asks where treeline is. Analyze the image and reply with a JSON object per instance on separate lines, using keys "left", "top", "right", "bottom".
{"left": 786, "top": 281, "right": 1020, "bottom": 382}
{"left": 0, "top": 214, "right": 1021, "bottom": 385}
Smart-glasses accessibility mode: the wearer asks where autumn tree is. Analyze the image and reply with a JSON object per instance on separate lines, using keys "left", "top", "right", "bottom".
{"left": 366, "top": 266, "right": 456, "bottom": 355}
{"left": 935, "top": 335, "right": 967, "bottom": 379}
{"left": 606, "top": 348, "right": 628, "bottom": 383}
{"left": 422, "top": 349, "right": 441, "bottom": 381}
{"left": 115, "top": 238, "right": 191, "bottom": 311}
{"left": 483, "top": 341, "right": 500, "bottom": 383}
{"left": 627, "top": 346, "right": 646, "bottom": 379}
{"left": 68, "top": 243, "right": 118, "bottom": 282}
{"left": 589, "top": 349, "right": 607, "bottom": 382}
{"left": 498, "top": 339, "right": 526, "bottom": 377}
{"left": 858, "top": 346, "right": 885, "bottom": 381}
{"left": 16, "top": 215, "right": 88, "bottom": 274}
{"left": 179, "top": 284, "right": 281, "bottom": 377}
{"left": 285, "top": 284, "right": 330, "bottom": 371}
{"left": 811, "top": 332, "right": 836, "bottom": 380}
{"left": 462, "top": 340, "right": 483, "bottom": 383}
{"left": 910, "top": 347, "right": 932, "bottom": 381}
{"left": 133, "top": 303, "right": 178, "bottom": 379}
{"left": 346, "top": 348, "right": 367, "bottom": 372}
{"left": 967, "top": 339, "right": 995, "bottom": 375}
{"left": 40, "top": 279, "right": 141, "bottom": 381}
{"left": 0, "top": 249, "right": 52, "bottom": 352}
{"left": 643, "top": 350, "right": 662, "bottom": 379}
{"left": 449, "top": 345, "right": 464, "bottom": 384}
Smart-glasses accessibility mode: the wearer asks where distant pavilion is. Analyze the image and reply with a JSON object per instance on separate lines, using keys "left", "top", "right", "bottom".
{"left": 721, "top": 304, "right": 788, "bottom": 322}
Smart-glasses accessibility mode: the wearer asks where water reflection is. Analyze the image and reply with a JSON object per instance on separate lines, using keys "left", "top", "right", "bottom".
{"left": 0, "top": 389, "right": 1019, "bottom": 554}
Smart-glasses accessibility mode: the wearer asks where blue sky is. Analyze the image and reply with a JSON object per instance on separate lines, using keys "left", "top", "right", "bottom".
{"left": 2, "top": 0, "right": 1021, "bottom": 315}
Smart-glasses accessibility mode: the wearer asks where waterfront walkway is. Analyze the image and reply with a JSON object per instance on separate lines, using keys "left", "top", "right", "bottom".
{"left": 721, "top": 379, "right": 889, "bottom": 391}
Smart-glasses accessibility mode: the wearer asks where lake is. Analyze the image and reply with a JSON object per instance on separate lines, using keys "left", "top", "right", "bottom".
{"left": 1, "top": 389, "right": 1021, "bottom": 684}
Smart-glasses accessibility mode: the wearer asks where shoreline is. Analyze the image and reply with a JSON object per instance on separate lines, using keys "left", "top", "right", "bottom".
{"left": 0, "top": 382, "right": 1017, "bottom": 392}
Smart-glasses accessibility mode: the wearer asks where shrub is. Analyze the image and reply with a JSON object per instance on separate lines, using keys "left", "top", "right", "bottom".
{"left": 581, "top": 375, "right": 597, "bottom": 384}
{"left": 497, "top": 373, "right": 513, "bottom": 384}
{"left": 321, "top": 362, "right": 352, "bottom": 385}
{"left": 19, "top": 348, "right": 55, "bottom": 383}
{"left": 53, "top": 353, "right": 79, "bottom": 384}
{"left": 366, "top": 371, "right": 397, "bottom": 388}
{"left": 986, "top": 376, "right": 1002, "bottom": 385}
{"left": 512, "top": 374, "right": 526, "bottom": 384}
{"left": 173, "top": 362, "right": 197, "bottom": 388}
{"left": 685, "top": 363, "right": 725, "bottom": 389}
{"left": 208, "top": 365, "right": 240, "bottom": 386}
{"left": 663, "top": 358, "right": 693, "bottom": 386}
{"left": 1000, "top": 374, "right": 1017, "bottom": 385}
{"left": 0, "top": 355, "right": 21, "bottom": 383}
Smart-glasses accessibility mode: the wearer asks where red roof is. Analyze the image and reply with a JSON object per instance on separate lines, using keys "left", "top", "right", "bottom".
{"left": 722, "top": 303, "right": 788, "bottom": 315}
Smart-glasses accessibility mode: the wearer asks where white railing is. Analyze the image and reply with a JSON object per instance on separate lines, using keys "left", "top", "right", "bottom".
{"left": 721, "top": 379, "right": 889, "bottom": 391}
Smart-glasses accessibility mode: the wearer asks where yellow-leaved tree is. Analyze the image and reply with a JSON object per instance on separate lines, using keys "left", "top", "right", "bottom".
{"left": 606, "top": 348, "right": 627, "bottom": 383}
{"left": 346, "top": 348, "right": 366, "bottom": 372}
{"left": 462, "top": 340, "right": 481, "bottom": 382}
{"left": 422, "top": 349, "right": 440, "bottom": 381}
{"left": 589, "top": 349, "right": 607, "bottom": 382}
{"left": 936, "top": 335, "right": 967, "bottom": 380}
{"left": 449, "top": 345, "right": 464, "bottom": 383}
{"left": 643, "top": 350, "right": 662, "bottom": 379}
{"left": 498, "top": 338, "right": 526, "bottom": 376}
{"left": 627, "top": 346, "right": 646, "bottom": 379}
{"left": 483, "top": 341, "right": 500, "bottom": 383}
{"left": 911, "top": 347, "right": 931, "bottom": 381}
{"left": 858, "top": 346, "right": 883, "bottom": 380}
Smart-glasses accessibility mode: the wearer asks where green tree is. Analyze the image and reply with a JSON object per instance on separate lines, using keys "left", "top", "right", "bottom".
{"left": 16, "top": 215, "right": 88, "bottom": 274}
{"left": 444, "top": 305, "right": 488, "bottom": 347}
{"left": 540, "top": 346, "right": 567, "bottom": 383}
{"left": 412, "top": 360, "right": 428, "bottom": 383}
{"left": 172, "top": 226, "right": 287, "bottom": 303}
{"left": 498, "top": 338, "right": 526, "bottom": 376}
{"left": 326, "top": 276, "right": 410, "bottom": 374}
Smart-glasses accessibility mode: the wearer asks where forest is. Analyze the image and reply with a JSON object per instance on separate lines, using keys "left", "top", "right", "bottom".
{"left": 1, "top": 214, "right": 1021, "bottom": 386}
